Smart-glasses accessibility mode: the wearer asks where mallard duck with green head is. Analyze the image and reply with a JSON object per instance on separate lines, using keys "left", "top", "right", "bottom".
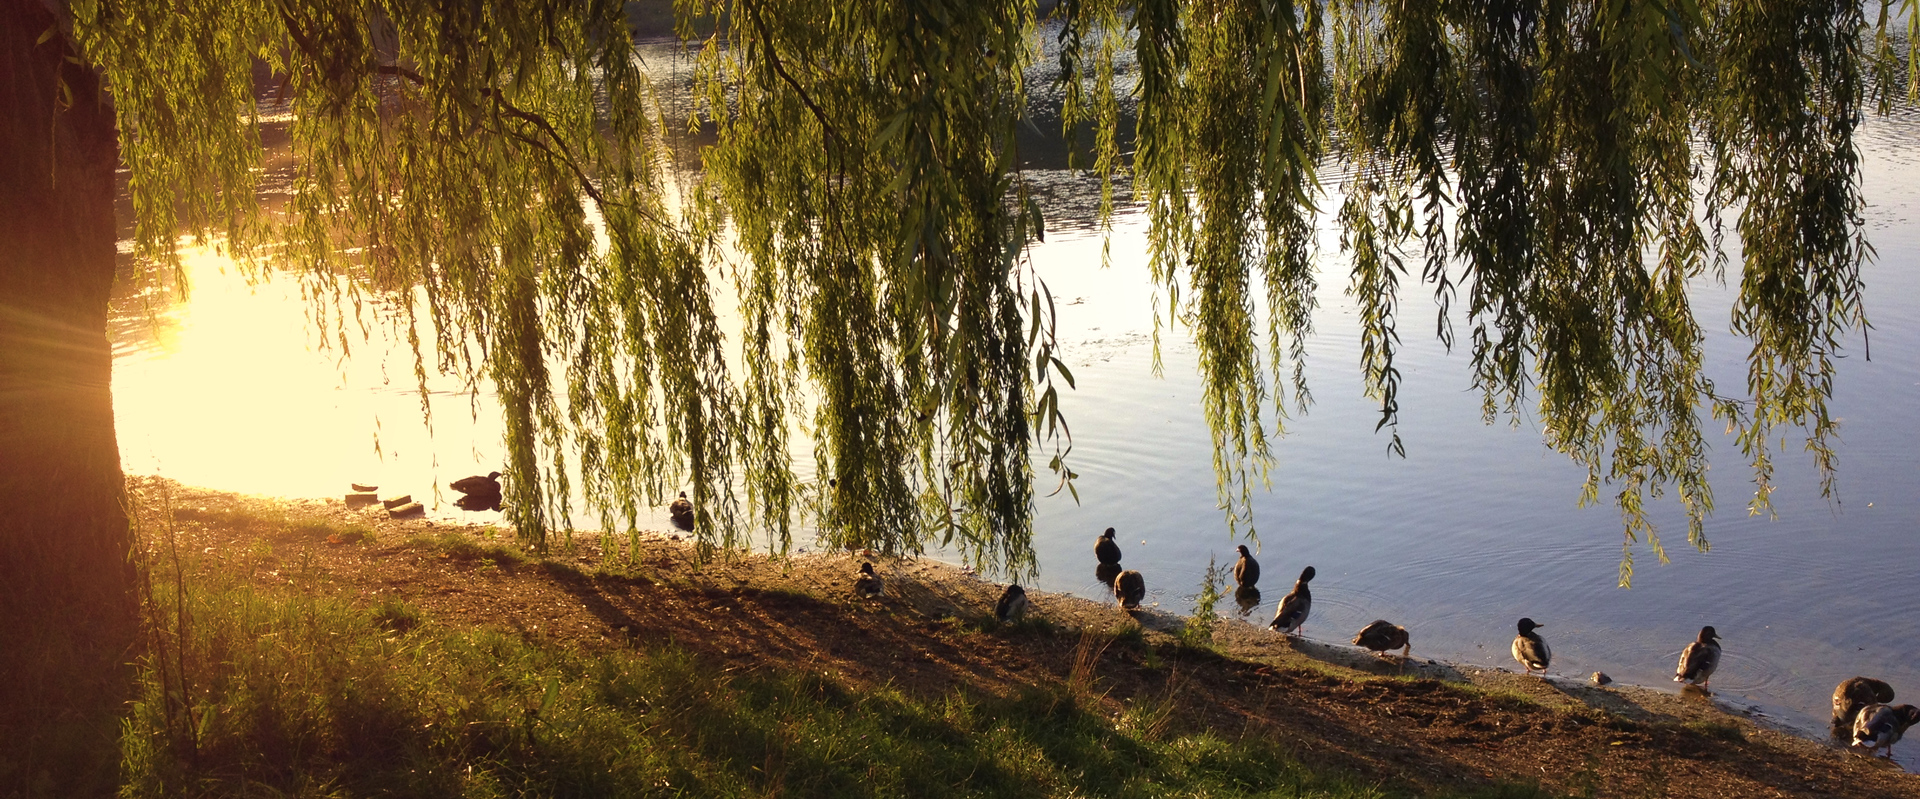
{"left": 1511, "top": 618, "right": 1550, "bottom": 676}
{"left": 1268, "top": 566, "right": 1314, "bottom": 636}
{"left": 1674, "top": 626, "right": 1721, "bottom": 687}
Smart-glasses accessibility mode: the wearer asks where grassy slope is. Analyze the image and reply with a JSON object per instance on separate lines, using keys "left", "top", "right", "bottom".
{"left": 121, "top": 553, "right": 1538, "bottom": 799}
{"left": 102, "top": 480, "right": 1920, "bottom": 799}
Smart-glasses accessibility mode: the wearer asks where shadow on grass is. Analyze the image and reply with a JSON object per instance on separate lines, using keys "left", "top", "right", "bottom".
{"left": 119, "top": 570, "right": 1554, "bottom": 799}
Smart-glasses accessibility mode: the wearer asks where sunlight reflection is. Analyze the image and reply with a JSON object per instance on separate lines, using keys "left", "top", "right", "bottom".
{"left": 112, "top": 245, "right": 505, "bottom": 508}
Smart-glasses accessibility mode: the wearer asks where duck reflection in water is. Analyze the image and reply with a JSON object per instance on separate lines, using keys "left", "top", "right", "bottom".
{"left": 1094, "top": 561, "right": 1122, "bottom": 587}
{"left": 1233, "top": 586, "right": 1261, "bottom": 618}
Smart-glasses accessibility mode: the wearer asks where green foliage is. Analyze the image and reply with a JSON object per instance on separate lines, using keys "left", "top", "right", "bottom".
{"left": 1179, "top": 557, "right": 1224, "bottom": 649}
{"left": 121, "top": 566, "right": 1550, "bottom": 798}
{"left": 404, "top": 532, "right": 528, "bottom": 568}
{"left": 1064, "top": 0, "right": 1910, "bottom": 581}
{"left": 68, "top": 0, "right": 1920, "bottom": 582}
{"left": 371, "top": 599, "right": 422, "bottom": 634}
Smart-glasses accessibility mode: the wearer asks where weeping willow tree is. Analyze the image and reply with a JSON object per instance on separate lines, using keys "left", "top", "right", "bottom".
{"left": 3, "top": 0, "right": 1917, "bottom": 782}
{"left": 1061, "top": 0, "right": 1912, "bottom": 582}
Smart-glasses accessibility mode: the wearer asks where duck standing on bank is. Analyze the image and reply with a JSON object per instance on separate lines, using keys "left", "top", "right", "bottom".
{"left": 1511, "top": 618, "right": 1550, "bottom": 677}
{"left": 995, "top": 584, "right": 1029, "bottom": 623}
{"left": 1232, "top": 545, "right": 1259, "bottom": 590}
{"left": 668, "top": 491, "right": 695, "bottom": 532}
{"left": 1268, "top": 566, "right": 1314, "bottom": 636}
{"left": 1353, "top": 620, "right": 1410, "bottom": 659}
{"left": 1833, "top": 677, "right": 1897, "bottom": 732}
{"left": 450, "top": 471, "right": 503, "bottom": 512}
{"left": 1852, "top": 703, "right": 1920, "bottom": 758}
{"left": 1114, "top": 569, "right": 1145, "bottom": 609}
{"left": 1095, "top": 527, "right": 1122, "bottom": 565}
{"left": 1674, "top": 626, "right": 1721, "bottom": 688}
{"left": 853, "top": 562, "right": 884, "bottom": 598}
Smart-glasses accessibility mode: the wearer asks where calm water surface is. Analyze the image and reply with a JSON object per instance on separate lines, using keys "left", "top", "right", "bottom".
{"left": 109, "top": 50, "right": 1920, "bottom": 759}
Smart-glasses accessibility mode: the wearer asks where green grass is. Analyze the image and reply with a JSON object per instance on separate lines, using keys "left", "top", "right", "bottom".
{"left": 120, "top": 551, "right": 1554, "bottom": 799}
{"left": 404, "top": 532, "right": 527, "bottom": 568}
{"left": 1680, "top": 720, "right": 1746, "bottom": 742}
{"left": 170, "top": 506, "right": 376, "bottom": 547}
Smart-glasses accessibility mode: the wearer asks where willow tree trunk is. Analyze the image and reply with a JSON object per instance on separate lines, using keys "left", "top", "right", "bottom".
{"left": 0, "top": 0, "right": 136, "bottom": 792}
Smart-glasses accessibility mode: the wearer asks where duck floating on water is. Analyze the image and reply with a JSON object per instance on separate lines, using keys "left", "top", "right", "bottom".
{"left": 995, "top": 584, "right": 1029, "bottom": 623}
{"left": 1833, "top": 677, "right": 1896, "bottom": 732}
{"left": 1094, "top": 527, "right": 1122, "bottom": 565}
{"left": 668, "top": 491, "right": 695, "bottom": 531}
{"left": 1851, "top": 703, "right": 1920, "bottom": 758}
{"left": 853, "top": 561, "right": 884, "bottom": 598}
{"left": 1114, "top": 569, "right": 1145, "bottom": 609}
{"left": 1353, "top": 620, "right": 1410, "bottom": 658}
{"left": 451, "top": 471, "right": 502, "bottom": 511}
{"left": 1268, "top": 566, "right": 1314, "bottom": 636}
{"left": 1673, "top": 626, "right": 1721, "bottom": 688}
{"left": 1511, "top": 618, "right": 1550, "bottom": 676}
{"left": 1232, "top": 545, "right": 1259, "bottom": 590}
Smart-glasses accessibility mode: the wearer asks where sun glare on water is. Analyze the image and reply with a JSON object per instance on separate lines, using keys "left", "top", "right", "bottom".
{"left": 112, "top": 245, "right": 504, "bottom": 505}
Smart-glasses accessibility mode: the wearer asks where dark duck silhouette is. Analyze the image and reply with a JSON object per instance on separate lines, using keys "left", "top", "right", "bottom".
{"left": 1511, "top": 618, "right": 1550, "bottom": 676}
{"left": 1852, "top": 703, "right": 1920, "bottom": 758}
{"left": 1833, "top": 677, "right": 1896, "bottom": 732}
{"left": 450, "top": 471, "right": 502, "bottom": 511}
{"left": 853, "top": 562, "right": 884, "bottom": 598}
{"left": 1352, "top": 620, "right": 1410, "bottom": 658}
{"left": 1094, "top": 527, "right": 1122, "bottom": 565}
{"left": 1673, "top": 626, "right": 1721, "bottom": 688}
{"left": 995, "top": 584, "right": 1030, "bottom": 623}
{"left": 668, "top": 491, "right": 695, "bottom": 531}
{"left": 1114, "top": 569, "right": 1145, "bottom": 609}
{"left": 1232, "top": 544, "right": 1259, "bottom": 590}
{"left": 1268, "top": 566, "right": 1314, "bottom": 636}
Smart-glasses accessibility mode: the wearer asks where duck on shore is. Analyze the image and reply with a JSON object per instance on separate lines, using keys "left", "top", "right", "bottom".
{"left": 853, "top": 562, "right": 883, "bottom": 598}
{"left": 1353, "top": 620, "right": 1410, "bottom": 659}
{"left": 1268, "top": 566, "right": 1314, "bottom": 636}
{"left": 995, "top": 584, "right": 1029, "bottom": 623}
{"left": 1114, "top": 569, "right": 1145, "bottom": 609}
{"left": 1851, "top": 703, "right": 1920, "bottom": 758}
{"left": 1511, "top": 618, "right": 1550, "bottom": 676}
{"left": 1833, "top": 677, "right": 1896, "bottom": 732}
{"left": 1674, "top": 626, "right": 1721, "bottom": 688}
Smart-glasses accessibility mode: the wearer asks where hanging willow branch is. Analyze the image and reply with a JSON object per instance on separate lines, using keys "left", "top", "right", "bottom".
{"left": 71, "top": 0, "right": 1916, "bottom": 584}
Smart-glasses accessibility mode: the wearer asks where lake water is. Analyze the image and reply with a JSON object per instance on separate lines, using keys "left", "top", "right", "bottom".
{"left": 108, "top": 42, "right": 1920, "bottom": 760}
